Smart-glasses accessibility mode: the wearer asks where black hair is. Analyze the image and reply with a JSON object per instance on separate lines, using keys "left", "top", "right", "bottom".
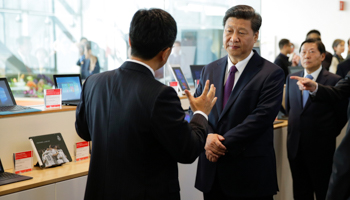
{"left": 299, "top": 38, "right": 326, "bottom": 55}
{"left": 223, "top": 5, "right": 262, "bottom": 33}
{"left": 278, "top": 39, "right": 290, "bottom": 50}
{"left": 306, "top": 29, "right": 321, "bottom": 40}
{"left": 129, "top": 9, "right": 177, "bottom": 60}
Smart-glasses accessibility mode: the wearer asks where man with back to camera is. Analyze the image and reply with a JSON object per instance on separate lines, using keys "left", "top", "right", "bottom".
{"left": 191, "top": 5, "right": 285, "bottom": 200}
{"left": 75, "top": 9, "right": 217, "bottom": 200}
{"left": 290, "top": 69, "right": 350, "bottom": 200}
{"left": 274, "top": 39, "right": 296, "bottom": 82}
{"left": 285, "top": 39, "right": 348, "bottom": 200}
{"left": 305, "top": 29, "right": 333, "bottom": 71}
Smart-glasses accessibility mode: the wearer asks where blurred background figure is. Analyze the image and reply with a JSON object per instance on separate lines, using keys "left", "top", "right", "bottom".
{"left": 288, "top": 43, "right": 300, "bottom": 66}
{"left": 346, "top": 38, "right": 350, "bottom": 60}
{"left": 168, "top": 41, "right": 183, "bottom": 65}
{"left": 329, "top": 39, "right": 345, "bottom": 74}
{"left": 76, "top": 37, "right": 88, "bottom": 67}
{"left": 274, "top": 38, "right": 296, "bottom": 82}
{"left": 80, "top": 41, "right": 100, "bottom": 79}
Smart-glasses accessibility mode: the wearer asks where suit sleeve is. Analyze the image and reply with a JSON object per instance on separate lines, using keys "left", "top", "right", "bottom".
{"left": 326, "top": 131, "right": 350, "bottom": 200}
{"left": 189, "top": 67, "right": 215, "bottom": 134}
{"left": 312, "top": 72, "right": 350, "bottom": 103}
{"left": 222, "top": 67, "right": 284, "bottom": 151}
{"left": 151, "top": 87, "right": 208, "bottom": 164}
{"left": 75, "top": 77, "right": 91, "bottom": 141}
{"left": 333, "top": 77, "right": 349, "bottom": 135}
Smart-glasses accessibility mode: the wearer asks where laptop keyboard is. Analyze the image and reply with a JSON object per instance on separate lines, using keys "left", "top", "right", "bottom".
{"left": 0, "top": 105, "right": 31, "bottom": 112}
{"left": 0, "top": 172, "right": 22, "bottom": 180}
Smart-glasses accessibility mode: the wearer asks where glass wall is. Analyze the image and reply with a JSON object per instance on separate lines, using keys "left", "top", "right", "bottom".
{"left": 0, "top": 0, "right": 260, "bottom": 97}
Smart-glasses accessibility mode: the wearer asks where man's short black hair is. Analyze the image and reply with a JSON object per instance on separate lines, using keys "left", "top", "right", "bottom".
{"left": 129, "top": 9, "right": 177, "bottom": 60}
{"left": 306, "top": 29, "right": 321, "bottom": 40}
{"left": 223, "top": 5, "right": 262, "bottom": 33}
{"left": 299, "top": 38, "right": 326, "bottom": 55}
{"left": 279, "top": 39, "right": 290, "bottom": 50}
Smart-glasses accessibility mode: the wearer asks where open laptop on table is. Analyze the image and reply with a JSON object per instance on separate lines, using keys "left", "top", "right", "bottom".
{"left": 0, "top": 78, "right": 41, "bottom": 115}
{"left": 53, "top": 74, "right": 82, "bottom": 106}
{"left": 0, "top": 158, "right": 32, "bottom": 186}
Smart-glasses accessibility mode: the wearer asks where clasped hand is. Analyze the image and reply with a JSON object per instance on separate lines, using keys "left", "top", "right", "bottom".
{"left": 205, "top": 134, "right": 226, "bottom": 162}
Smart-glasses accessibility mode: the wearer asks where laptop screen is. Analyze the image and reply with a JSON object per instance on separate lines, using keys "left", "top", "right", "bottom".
{"left": 54, "top": 75, "right": 82, "bottom": 101}
{"left": 0, "top": 78, "right": 16, "bottom": 106}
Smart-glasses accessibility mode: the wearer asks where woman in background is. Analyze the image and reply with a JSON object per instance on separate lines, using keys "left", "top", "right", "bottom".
{"left": 81, "top": 41, "right": 100, "bottom": 79}
{"left": 329, "top": 39, "right": 345, "bottom": 74}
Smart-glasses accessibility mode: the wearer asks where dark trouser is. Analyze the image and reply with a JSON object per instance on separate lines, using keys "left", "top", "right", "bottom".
{"left": 289, "top": 145, "right": 334, "bottom": 200}
{"left": 203, "top": 175, "right": 273, "bottom": 200}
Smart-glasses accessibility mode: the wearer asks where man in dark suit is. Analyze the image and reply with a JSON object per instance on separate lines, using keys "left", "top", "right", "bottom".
{"left": 305, "top": 30, "right": 333, "bottom": 71}
{"left": 274, "top": 38, "right": 294, "bottom": 82}
{"left": 285, "top": 39, "right": 348, "bottom": 200}
{"left": 336, "top": 58, "right": 350, "bottom": 78}
{"left": 75, "top": 9, "right": 217, "bottom": 200}
{"left": 291, "top": 70, "right": 350, "bottom": 200}
{"left": 192, "top": 5, "right": 284, "bottom": 200}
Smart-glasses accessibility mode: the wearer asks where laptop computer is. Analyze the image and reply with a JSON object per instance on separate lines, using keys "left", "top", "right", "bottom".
{"left": 0, "top": 78, "right": 41, "bottom": 115}
{"left": 0, "top": 158, "right": 33, "bottom": 186}
{"left": 53, "top": 74, "right": 82, "bottom": 106}
{"left": 190, "top": 65, "right": 204, "bottom": 85}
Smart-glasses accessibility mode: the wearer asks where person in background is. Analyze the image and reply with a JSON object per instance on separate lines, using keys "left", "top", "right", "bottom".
{"left": 75, "top": 8, "right": 217, "bottom": 200}
{"left": 80, "top": 41, "right": 100, "bottom": 80}
{"left": 285, "top": 38, "right": 348, "bottom": 200}
{"left": 289, "top": 43, "right": 301, "bottom": 66}
{"left": 336, "top": 57, "right": 350, "bottom": 78}
{"left": 192, "top": 5, "right": 284, "bottom": 200}
{"left": 290, "top": 71, "right": 350, "bottom": 200}
{"left": 305, "top": 30, "right": 333, "bottom": 71}
{"left": 346, "top": 38, "right": 350, "bottom": 60}
{"left": 274, "top": 38, "right": 296, "bottom": 82}
{"left": 76, "top": 37, "right": 88, "bottom": 66}
{"left": 329, "top": 39, "right": 345, "bottom": 74}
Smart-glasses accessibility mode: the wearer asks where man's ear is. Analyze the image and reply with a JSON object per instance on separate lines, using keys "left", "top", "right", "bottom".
{"left": 253, "top": 31, "right": 259, "bottom": 43}
{"left": 161, "top": 47, "right": 172, "bottom": 61}
{"left": 128, "top": 38, "right": 131, "bottom": 47}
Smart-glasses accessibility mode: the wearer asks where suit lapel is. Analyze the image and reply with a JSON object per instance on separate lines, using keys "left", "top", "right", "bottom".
{"left": 214, "top": 57, "right": 228, "bottom": 116}
{"left": 219, "top": 53, "right": 263, "bottom": 121}
{"left": 303, "top": 68, "right": 328, "bottom": 111}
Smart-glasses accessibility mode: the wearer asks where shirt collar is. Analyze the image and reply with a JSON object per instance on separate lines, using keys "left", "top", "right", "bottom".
{"left": 303, "top": 65, "right": 322, "bottom": 80}
{"left": 126, "top": 59, "right": 155, "bottom": 77}
{"left": 227, "top": 50, "right": 254, "bottom": 73}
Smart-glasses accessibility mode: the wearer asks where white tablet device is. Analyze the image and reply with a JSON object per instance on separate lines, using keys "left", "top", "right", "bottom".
{"left": 170, "top": 66, "right": 190, "bottom": 93}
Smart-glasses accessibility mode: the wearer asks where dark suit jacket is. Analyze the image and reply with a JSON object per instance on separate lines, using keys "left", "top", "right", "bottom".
{"left": 274, "top": 53, "right": 290, "bottom": 82}
{"left": 75, "top": 61, "right": 209, "bottom": 200}
{"left": 310, "top": 72, "right": 350, "bottom": 200}
{"left": 285, "top": 69, "right": 348, "bottom": 160}
{"left": 336, "top": 58, "right": 350, "bottom": 79}
{"left": 193, "top": 51, "right": 284, "bottom": 198}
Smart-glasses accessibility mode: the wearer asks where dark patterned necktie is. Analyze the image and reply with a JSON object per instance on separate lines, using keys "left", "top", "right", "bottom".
{"left": 223, "top": 65, "right": 237, "bottom": 109}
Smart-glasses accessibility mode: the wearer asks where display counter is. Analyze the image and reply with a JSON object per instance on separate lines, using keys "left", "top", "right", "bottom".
{"left": 1, "top": 98, "right": 344, "bottom": 200}
{"left": 0, "top": 159, "right": 89, "bottom": 197}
